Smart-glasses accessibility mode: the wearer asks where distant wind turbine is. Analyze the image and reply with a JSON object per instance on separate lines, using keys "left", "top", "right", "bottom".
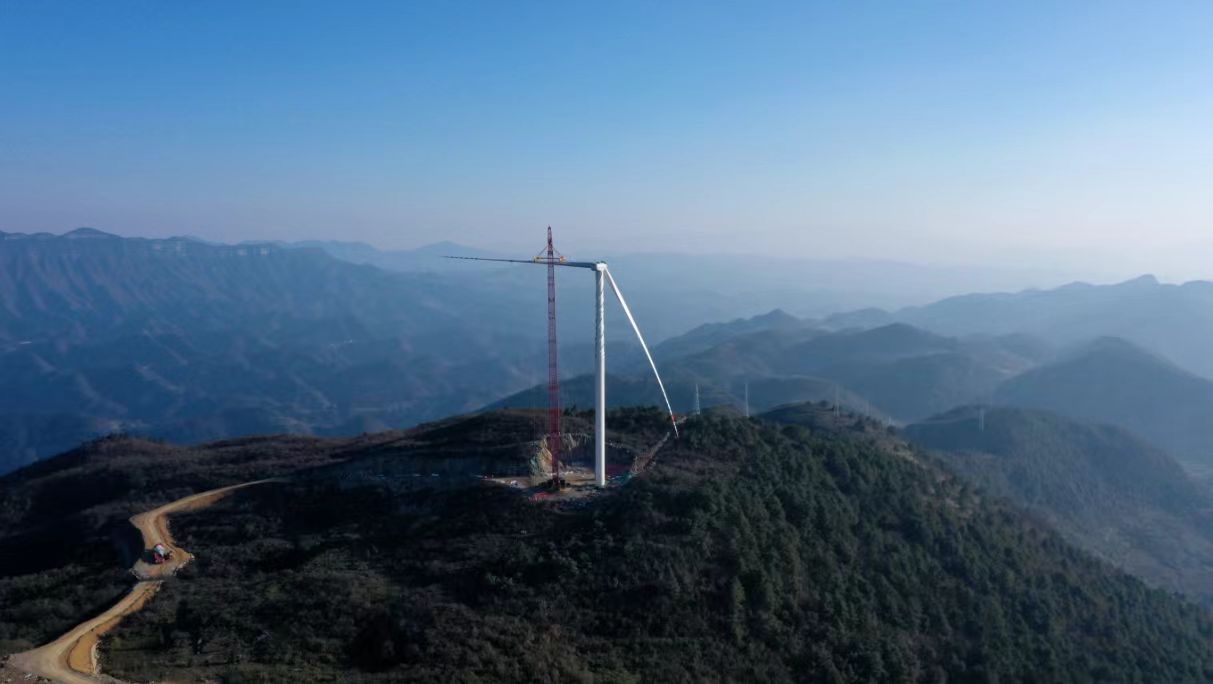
{"left": 446, "top": 230, "right": 677, "bottom": 487}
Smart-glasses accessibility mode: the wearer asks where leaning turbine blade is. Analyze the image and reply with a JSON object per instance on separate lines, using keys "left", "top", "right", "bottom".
{"left": 603, "top": 267, "right": 679, "bottom": 436}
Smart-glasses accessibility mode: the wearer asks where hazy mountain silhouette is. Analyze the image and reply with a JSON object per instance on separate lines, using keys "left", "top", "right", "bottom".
{"left": 277, "top": 239, "right": 507, "bottom": 272}
{"left": 292, "top": 237, "right": 1067, "bottom": 323}
{"left": 492, "top": 322, "right": 1045, "bottom": 423}
{"left": 992, "top": 337, "right": 1213, "bottom": 472}
{"left": 0, "top": 230, "right": 558, "bottom": 472}
{"left": 828, "top": 275, "right": 1213, "bottom": 378}
{"left": 653, "top": 308, "right": 810, "bottom": 361}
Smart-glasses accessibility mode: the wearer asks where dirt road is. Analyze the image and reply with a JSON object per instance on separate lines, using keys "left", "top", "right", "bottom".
{"left": 8, "top": 480, "right": 276, "bottom": 683}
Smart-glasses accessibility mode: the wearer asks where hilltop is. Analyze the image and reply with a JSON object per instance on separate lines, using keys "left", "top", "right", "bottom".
{"left": 0, "top": 408, "right": 657, "bottom": 657}
{"left": 1, "top": 408, "right": 1207, "bottom": 681}
{"left": 992, "top": 337, "right": 1213, "bottom": 473}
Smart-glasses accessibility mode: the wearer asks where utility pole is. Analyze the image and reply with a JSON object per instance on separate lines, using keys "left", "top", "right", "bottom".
{"left": 694, "top": 383, "right": 701, "bottom": 415}
{"left": 744, "top": 381, "right": 750, "bottom": 418}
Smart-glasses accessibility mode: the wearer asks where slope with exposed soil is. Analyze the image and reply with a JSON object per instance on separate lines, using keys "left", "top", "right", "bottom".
{"left": 8, "top": 481, "right": 274, "bottom": 683}
{"left": 0, "top": 431, "right": 407, "bottom": 655}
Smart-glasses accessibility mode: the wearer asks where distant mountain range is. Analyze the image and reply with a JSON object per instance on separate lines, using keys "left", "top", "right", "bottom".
{"left": 498, "top": 293, "right": 1213, "bottom": 492}
{"left": 9, "top": 227, "right": 1213, "bottom": 489}
{"left": 0, "top": 227, "right": 1083, "bottom": 472}
{"left": 992, "top": 337, "right": 1213, "bottom": 473}
{"left": 0, "top": 229, "right": 554, "bottom": 472}
{"left": 265, "top": 234, "right": 1075, "bottom": 333}
{"left": 827, "top": 274, "right": 1213, "bottom": 378}
{"left": 240, "top": 238, "right": 507, "bottom": 273}
{"left": 494, "top": 321, "right": 1045, "bottom": 423}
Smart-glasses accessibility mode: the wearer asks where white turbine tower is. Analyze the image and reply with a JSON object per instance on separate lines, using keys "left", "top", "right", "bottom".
{"left": 447, "top": 247, "right": 677, "bottom": 488}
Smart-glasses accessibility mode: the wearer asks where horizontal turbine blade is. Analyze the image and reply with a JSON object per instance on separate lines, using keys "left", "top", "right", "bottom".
{"left": 443, "top": 256, "right": 543, "bottom": 265}
{"left": 443, "top": 256, "right": 599, "bottom": 269}
{"left": 603, "top": 266, "right": 679, "bottom": 436}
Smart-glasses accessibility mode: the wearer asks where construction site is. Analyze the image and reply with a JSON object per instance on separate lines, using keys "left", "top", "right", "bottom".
{"left": 2, "top": 227, "right": 681, "bottom": 683}
{"left": 450, "top": 227, "right": 680, "bottom": 495}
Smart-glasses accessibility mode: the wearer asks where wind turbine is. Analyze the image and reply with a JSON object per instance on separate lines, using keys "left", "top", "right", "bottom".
{"left": 447, "top": 229, "right": 677, "bottom": 487}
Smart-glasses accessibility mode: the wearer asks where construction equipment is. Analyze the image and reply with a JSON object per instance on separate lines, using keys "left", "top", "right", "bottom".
{"left": 446, "top": 228, "right": 677, "bottom": 488}
{"left": 149, "top": 543, "right": 172, "bottom": 564}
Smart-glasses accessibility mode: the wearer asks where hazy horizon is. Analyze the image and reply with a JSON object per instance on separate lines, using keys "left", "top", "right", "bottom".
{"left": 1, "top": 225, "right": 1183, "bottom": 296}
{"left": 5, "top": 2, "right": 1213, "bottom": 282}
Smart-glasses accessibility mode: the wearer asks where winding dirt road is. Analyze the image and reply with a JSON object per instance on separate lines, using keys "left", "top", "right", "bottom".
{"left": 8, "top": 480, "right": 276, "bottom": 683}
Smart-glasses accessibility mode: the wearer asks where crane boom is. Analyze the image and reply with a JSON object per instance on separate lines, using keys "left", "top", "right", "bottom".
{"left": 544, "top": 228, "right": 562, "bottom": 486}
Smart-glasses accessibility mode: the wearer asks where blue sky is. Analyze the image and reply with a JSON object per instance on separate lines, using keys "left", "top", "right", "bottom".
{"left": 3, "top": 2, "right": 1213, "bottom": 279}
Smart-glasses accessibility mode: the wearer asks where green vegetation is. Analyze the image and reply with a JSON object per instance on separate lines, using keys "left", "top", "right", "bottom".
{"left": 906, "top": 406, "right": 1213, "bottom": 603}
{"left": 94, "top": 409, "right": 1213, "bottom": 682}
{"left": 0, "top": 407, "right": 617, "bottom": 655}
{"left": 0, "top": 432, "right": 388, "bottom": 652}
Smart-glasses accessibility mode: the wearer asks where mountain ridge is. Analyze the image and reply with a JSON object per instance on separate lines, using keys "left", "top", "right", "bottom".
{"left": 826, "top": 274, "right": 1213, "bottom": 378}
{"left": 0, "top": 230, "right": 553, "bottom": 473}
{"left": 992, "top": 336, "right": 1213, "bottom": 472}
{"left": 906, "top": 405, "right": 1213, "bottom": 602}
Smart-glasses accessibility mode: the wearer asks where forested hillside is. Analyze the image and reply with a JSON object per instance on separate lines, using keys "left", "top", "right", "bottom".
{"left": 0, "top": 432, "right": 383, "bottom": 654}
{"left": 0, "top": 409, "right": 613, "bottom": 655}
{"left": 80, "top": 409, "right": 1213, "bottom": 682}
{"left": 906, "top": 406, "right": 1213, "bottom": 602}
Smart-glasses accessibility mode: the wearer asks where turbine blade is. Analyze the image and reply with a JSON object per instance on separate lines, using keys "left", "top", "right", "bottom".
{"left": 442, "top": 256, "right": 544, "bottom": 265}
{"left": 603, "top": 267, "right": 679, "bottom": 436}
{"left": 443, "top": 256, "right": 600, "bottom": 269}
